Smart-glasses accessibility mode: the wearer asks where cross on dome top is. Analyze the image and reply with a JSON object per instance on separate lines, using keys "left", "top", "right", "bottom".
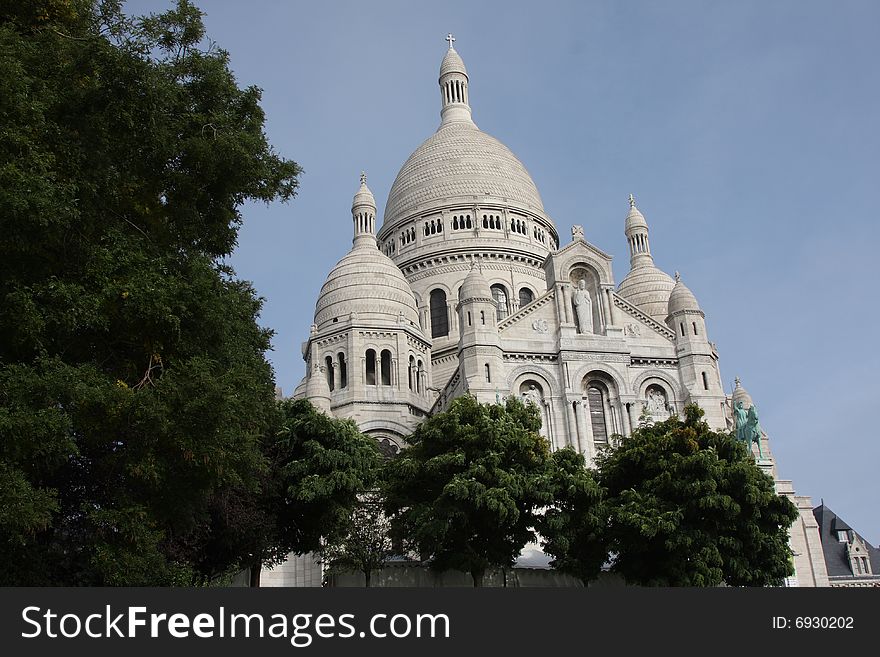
{"left": 446, "top": 33, "right": 455, "bottom": 49}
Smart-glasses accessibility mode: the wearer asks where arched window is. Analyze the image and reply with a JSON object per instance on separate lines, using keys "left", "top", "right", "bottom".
{"left": 408, "top": 355, "right": 414, "bottom": 391}
{"left": 692, "top": 321, "right": 699, "bottom": 336}
{"left": 518, "top": 287, "right": 534, "bottom": 308}
{"left": 430, "top": 289, "right": 449, "bottom": 338}
{"left": 485, "top": 363, "right": 491, "bottom": 383}
{"left": 586, "top": 383, "right": 608, "bottom": 443}
{"left": 701, "top": 371, "right": 709, "bottom": 391}
{"left": 417, "top": 359, "right": 424, "bottom": 394}
{"left": 338, "top": 352, "right": 347, "bottom": 389}
{"left": 365, "top": 349, "right": 376, "bottom": 386}
{"left": 325, "top": 356, "right": 334, "bottom": 392}
{"left": 380, "top": 349, "right": 392, "bottom": 386}
{"left": 490, "top": 284, "right": 508, "bottom": 321}
{"left": 480, "top": 310, "right": 485, "bottom": 325}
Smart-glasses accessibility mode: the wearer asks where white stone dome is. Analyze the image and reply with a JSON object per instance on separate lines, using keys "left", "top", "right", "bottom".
{"left": 731, "top": 377, "right": 754, "bottom": 410}
{"left": 382, "top": 120, "right": 545, "bottom": 228}
{"left": 667, "top": 274, "right": 701, "bottom": 315}
{"left": 617, "top": 265, "right": 675, "bottom": 322}
{"left": 458, "top": 261, "right": 492, "bottom": 304}
{"left": 440, "top": 46, "right": 467, "bottom": 78}
{"left": 314, "top": 243, "right": 420, "bottom": 331}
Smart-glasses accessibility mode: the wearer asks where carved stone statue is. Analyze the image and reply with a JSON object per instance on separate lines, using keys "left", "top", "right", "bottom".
{"left": 571, "top": 225, "right": 584, "bottom": 241}
{"left": 572, "top": 279, "right": 593, "bottom": 334}
{"left": 522, "top": 384, "right": 542, "bottom": 407}
{"left": 646, "top": 387, "right": 667, "bottom": 415}
{"left": 521, "top": 384, "right": 546, "bottom": 437}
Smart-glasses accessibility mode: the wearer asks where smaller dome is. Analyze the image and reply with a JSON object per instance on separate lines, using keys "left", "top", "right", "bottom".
{"left": 458, "top": 261, "right": 492, "bottom": 304}
{"left": 440, "top": 46, "right": 467, "bottom": 78}
{"left": 617, "top": 266, "right": 675, "bottom": 322}
{"left": 731, "top": 377, "right": 754, "bottom": 410}
{"left": 352, "top": 172, "right": 376, "bottom": 212}
{"left": 667, "top": 272, "right": 701, "bottom": 315}
{"left": 314, "top": 244, "right": 420, "bottom": 331}
{"left": 625, "top": 198, "right": 648, "bottom": 233}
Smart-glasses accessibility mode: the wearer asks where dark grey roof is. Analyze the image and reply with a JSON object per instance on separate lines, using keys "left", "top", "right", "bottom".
{"left": 813, "top": 504, "right": 880, "bottom": 579}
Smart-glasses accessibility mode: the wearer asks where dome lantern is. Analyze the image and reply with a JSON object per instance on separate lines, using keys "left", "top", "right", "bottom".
{"left": 352, "top": 171, "right": 377, "bottom": 246}
{"left": 439, "top": 34, "right": 473, "bottom": 126}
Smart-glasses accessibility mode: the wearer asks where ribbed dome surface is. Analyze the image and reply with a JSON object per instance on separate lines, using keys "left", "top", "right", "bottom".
{"left": 440, "top": 47, "right": 467, "bottom": 78}
{"left": 459, "top": 263, "right": 492, "bottom": 303}
{"left": 382, "top": 121, "right": 545, "bottom": 229}
{"left": 314, "top": 243, "right": 420, "bottom": 330}
{"left": 617, "top": 266, "right": 675, "bottom": 322}
{"left": 667, "top": 277, "right": 701, "bottom": 315}
{"left": 732, "top": 378, "right": 754, "bottom": 410}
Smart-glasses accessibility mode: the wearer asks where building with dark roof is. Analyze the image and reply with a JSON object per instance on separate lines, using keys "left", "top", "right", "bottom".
{"left": 813, "top": 504, "right": 880, "bottom": 587}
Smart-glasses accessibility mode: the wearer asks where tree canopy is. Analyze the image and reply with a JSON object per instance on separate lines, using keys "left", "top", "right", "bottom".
{"left": 594, "top": 405, "right": 798, "bottom": 587}
{"left": 0, "top": 0, "right": 301, "bottom": 584}
{"left": 384, "top": 395, "right": 556, "bottom": 586}
{"left": 537, "top": 447, "right": 606, "bottom": 585}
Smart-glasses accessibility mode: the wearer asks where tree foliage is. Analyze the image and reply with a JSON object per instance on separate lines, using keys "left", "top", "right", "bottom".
{"left": 192, "top": 400, "right": 382, "bottom": 586}
{"left": 537, "top": 447, "right": 606, "bottom": 585}
{"left": 595, "top": 405, "right": 798, "bottom": 587}
{"left": 320, "top": 489, "right": 394, "bottom": 588}
{"left": 0, "top": 0, "right": 300, "bottom": 584}
{"left": 384, "top": 396, "right": 556, "bottom": 586}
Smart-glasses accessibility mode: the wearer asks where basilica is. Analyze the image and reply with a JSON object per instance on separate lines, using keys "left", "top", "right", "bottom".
{"left": 276, "top": 38, "right": 832, "bottom": 587}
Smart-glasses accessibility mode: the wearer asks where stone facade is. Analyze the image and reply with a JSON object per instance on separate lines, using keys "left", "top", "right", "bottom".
{"left": 274, "top": 40, "right": 830, "bottom": 587}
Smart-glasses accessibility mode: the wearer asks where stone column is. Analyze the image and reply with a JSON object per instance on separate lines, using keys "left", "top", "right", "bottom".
{"left": 622, "top": 402, "right": 633, "bottom": 436}
{"left": 605, "top": 288, "right": 619, "bottom": 327}
{"left": 600, "top": 289, "right": 613, "bottom": 332}
{"left": 565, "top": 400, "right": 579, "bottom": 452}
{"left": 561, "top": 285, "right": 571, "bottom": 323}
{"left": 332, "top": 359, "right": 341, "bottom": 391}
{"left": 573, "top": 401, "right": 587, "bottom": 455}
{"left": 628, "top": 400, "right": 641, "bottom": 431}
{"left": 580, "top": 396, "right": 595, "bottom": 451}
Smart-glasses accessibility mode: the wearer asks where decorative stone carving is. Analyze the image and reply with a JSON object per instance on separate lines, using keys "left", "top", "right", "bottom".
{"left": 571, "top": 225, "right": 584, "bottom": 240}
{"left": 624, "top": 323, "right": 641, "bottom": 337}
{"left": 377, "top": 438, "right": 400, "bottom": 459}
{"left": 531, "top": 318, "right": 549, "bottom": 334}
{"left": 572, "top": 279, "right": 593, "bottom": 334}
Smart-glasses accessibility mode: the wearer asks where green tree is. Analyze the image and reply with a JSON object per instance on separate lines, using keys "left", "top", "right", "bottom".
{"left": 595, "top": 405, "right": 798, "bottom": 587}
{"left": 320, "top": 489, "right": 394, "bottom": 588}
{"left": 538, "top": 447, "right": 607, "bottom": 585}
{"left": 384, "top": 395, "right": 555, "bottom": 586}
{"left": 190, "top": 400, "right": 382, "bottom": 586}
{"left": 0, "top": 0, "right": 300, "bottom": 584}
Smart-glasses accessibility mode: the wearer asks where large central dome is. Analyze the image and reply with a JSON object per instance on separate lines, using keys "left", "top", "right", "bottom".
{"left": 381, "top": 43, "right": 545, "bottom": 231}
{"left": 383, "top": 121, "right": 545, "bottom": 228}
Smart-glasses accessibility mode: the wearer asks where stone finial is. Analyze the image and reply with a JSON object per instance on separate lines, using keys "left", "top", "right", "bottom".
{"left": 734, "top": 376, "right": 741, "bottom": 388}
{"left": 629, "top": 193, "right": 636, "bottom": 208}
{"left": 571, "top": 225, "right": 585, "bottom": 241}
{"left": 446, "top": 33, "right": 456, "bottom": 49}
{"left": 309, "top": 323, "right": 317, "bottom": 335}
{"left": 674, "top": 271, "right": 681, "bottom": 282}
{"left": 360, "top": 171, "right": 367, "bottom": 185}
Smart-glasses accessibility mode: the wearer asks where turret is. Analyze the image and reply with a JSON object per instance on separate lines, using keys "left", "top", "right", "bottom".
{"left": 456, "top": 259, "right": 503, "bottom": 400}
{"left": 666, "top": 272, "right": 726, "bottom": 427}
{"left": 351, "top": 172, "right": 377, "bottom": 246}
{"left": 439, "top": 34, "right": 474, "bottom": 126}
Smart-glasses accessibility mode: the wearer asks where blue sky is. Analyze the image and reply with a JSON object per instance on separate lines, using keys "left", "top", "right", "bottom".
{"left": 128, "top": 1, "right": 879, "bottom": 545}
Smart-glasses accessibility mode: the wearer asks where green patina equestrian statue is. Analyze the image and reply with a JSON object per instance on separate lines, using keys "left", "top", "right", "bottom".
{"left": 734, "top": 400, "right": 764, "bottom": 459}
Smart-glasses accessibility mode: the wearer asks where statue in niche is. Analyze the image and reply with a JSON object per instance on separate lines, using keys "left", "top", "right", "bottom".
{"left": 521, "top": 384, "right": 546, "bottom": 437}
{"left": 522, "top": 383, "right": 542, "bottom": 407}
{"left": 572, "top": 278, "right": 593, "bottom": 334}
{"left": 646, "top": 387, "right": 667, "bottom": 416}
